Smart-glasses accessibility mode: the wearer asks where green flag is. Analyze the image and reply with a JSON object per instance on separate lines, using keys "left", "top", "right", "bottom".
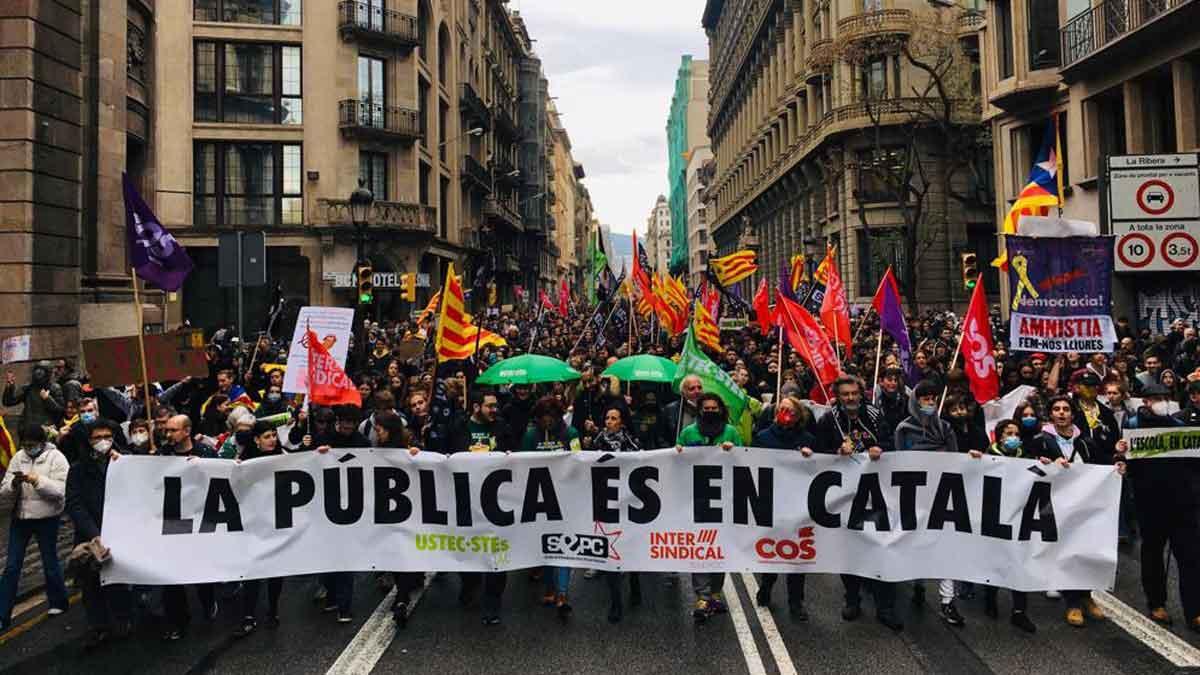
{"left": 589, "top": 229, "right": 607, "bottom": 305}
{"left": 672, "top": 328, "right": 759, "bottom": 439}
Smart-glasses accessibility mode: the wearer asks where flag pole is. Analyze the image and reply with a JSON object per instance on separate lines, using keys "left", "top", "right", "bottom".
{"left": 528, "top": 300, "right": 545, "bottom": 353}
{"left": 130, "top": 269, "right": 156, "bottom": 453}
{"left": 937, "top": 319, "right": 968, "bottom": 415}
{"left": 871, "top": 327, "right": 885, "bottom": 405}
{"left": 851, "top": 306, "right": 875, "bottom": 345}
{"left": 774, "top": 324, "right": 784, "bottom": 405}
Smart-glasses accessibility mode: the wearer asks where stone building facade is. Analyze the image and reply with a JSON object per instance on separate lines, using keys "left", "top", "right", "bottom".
{"left": 701, "top": 0, "right": 994, "bottom": 307}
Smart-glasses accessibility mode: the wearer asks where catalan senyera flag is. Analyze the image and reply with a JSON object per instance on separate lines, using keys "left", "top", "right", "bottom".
{"left": 651, "top": 274, "right": 684, "bottom": 335}
{"left": 436, "top": 264, "right": 506, "bottom": 362}
{"left": 0, "top": 414, "right": 15, "bottom": 470}
{"left": 416, "top": 291, "right": 441, "bottom": 326}
{"left": 693, "top": 300, "right": 721, "bottom": 352}
{"left": 709, "top": 249, "right": 758, "bottom": 287}
{"left": 993, "top": 116, "right": 1062, "bottom": 268}
{"left": 789, "top": 254, "right": 807, "bottom": 295}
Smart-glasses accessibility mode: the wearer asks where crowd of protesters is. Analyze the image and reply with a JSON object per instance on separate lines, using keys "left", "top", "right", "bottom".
{"left": 0, "top": 296, "right": 1198, "bottom": 650}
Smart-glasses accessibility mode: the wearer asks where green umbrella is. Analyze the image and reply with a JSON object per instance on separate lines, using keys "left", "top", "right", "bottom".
{"left": 476, "top": 354, "right": 581, "bottom": 385}
{"left": 601, "top": 354, "right": 678, "bottom": 383}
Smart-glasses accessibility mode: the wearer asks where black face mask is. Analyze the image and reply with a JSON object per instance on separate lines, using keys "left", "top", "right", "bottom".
{"left": 700, "top": 411, "right": 722, "bottom": 428}
{"left": 235, "top": 430, "right": 254, "bottom": 446}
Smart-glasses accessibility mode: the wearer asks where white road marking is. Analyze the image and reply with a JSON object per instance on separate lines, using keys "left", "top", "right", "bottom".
{"left": 738, "top": 573, "right": 799, "bottom": 675}
{"left": 325, "top": 573, "right": 433, "bottom": 675}
{"left": 722, "top": 575, "right": 768, "bottom": 675}
{"left": 1092, "top": 590, "right": 1200, "bottom": 667}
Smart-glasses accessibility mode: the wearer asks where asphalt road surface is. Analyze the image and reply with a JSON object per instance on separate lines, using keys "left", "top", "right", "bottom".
{"left": 2, "top": 543, "right": 1199, "bottom": 675}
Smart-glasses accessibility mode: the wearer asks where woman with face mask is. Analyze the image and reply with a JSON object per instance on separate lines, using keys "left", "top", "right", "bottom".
{"left": 590, "top": 405, "right": 643, "bottom": 623}
{"left": 0, "top": 425, "right": 70, "bottom": 631}
{"left": 981, "top": 420, "right": 1037, "bottom": 633}
{"left": 675, "top": 393, "right": 743, "bottom": 624}
{"left": 751, "top": 396, "right": 815, "bottom": 620}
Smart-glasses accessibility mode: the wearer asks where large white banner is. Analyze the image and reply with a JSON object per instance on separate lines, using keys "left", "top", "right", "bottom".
{"left": 101, "top": 448, "right": 1120, "bottom": 592}
{"left": 281, "top": 306, "right": 355, "bottom": 394}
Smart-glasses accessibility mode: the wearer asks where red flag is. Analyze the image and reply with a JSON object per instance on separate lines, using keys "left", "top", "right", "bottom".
{"left": 558, "top": 279, "right": 570, "bottom": 318}
{"left": 306, "top": 329, "right": 362, "bottom": 407}
{"left": 819, "top": 263, "right": 852, "bottom": 357}
{"left": 538, "top": 289, "right": 556, "bottom": 313}
{"left": 961, "top": 275, "right": 999, "bottom": 403}
{"left": 777, "top": 294, "right": 841, "bottom": 386}
{"left": 752, "top": 278, "right": 773, "bottom": 336}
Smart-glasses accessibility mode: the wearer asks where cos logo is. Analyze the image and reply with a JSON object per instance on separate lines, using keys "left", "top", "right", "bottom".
{"left": 755, "top": 527, "right": 817, "bottom": 561}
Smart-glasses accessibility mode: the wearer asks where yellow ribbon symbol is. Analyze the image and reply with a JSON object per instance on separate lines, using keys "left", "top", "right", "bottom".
{"left": 1010, "top": 255, "right": 1040, "bottom": 311}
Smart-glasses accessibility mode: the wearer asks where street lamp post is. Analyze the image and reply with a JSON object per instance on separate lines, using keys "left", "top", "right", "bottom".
{"left": 349, "top": 179, "right": 374, "bottom": 373}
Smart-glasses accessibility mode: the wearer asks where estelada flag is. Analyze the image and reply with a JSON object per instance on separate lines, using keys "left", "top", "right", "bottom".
{"left": 777, "top": 294, "right": 841, "bottom": 387}
{"left": 961, "top": 275, "right": 1000, "bottom": 403}
{"left": 0, "top": 414, "right": 15, "bottom": 470}
{"left": 306, "top": 329, "right": 361, "bottom": 407}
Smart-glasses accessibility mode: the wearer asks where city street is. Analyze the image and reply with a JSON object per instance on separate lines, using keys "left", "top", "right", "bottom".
{"left": 0, "top": 545, "right": 1195, "bottom": 674}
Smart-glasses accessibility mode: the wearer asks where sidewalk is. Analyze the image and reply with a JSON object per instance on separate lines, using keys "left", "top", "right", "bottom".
{"left": 0, "top": 492, "right": 75, "bottom": 603}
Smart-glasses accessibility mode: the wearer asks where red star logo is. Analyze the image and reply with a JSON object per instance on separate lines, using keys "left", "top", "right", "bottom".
{"left": 594, "top": 522, "right": 623, "bottom": 561}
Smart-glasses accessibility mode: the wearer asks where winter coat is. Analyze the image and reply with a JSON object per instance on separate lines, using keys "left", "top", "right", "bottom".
{"left": 752, "top": 423, "right": 817, "bottom": 452}
{"left": 2, "top": 380, "right": 64, "bottom": 432}
{"left": 66, "top": 455, "right": 111, "bottom": 544}
{"left": 0, "top": 444, "right": 69, "bottom": 520}
{"left": 677, "top": 422, "right": 743, "bottom": 447}
{"left": 1029, "top": 425, "right": 1102, "bottom": 464}
{"left": 813, "top": 403, "right": 893, "bottom": 455}
{"left": 894, "top": 396, "right": 960, "bottom": 453}
{"left": 592, "top": 428, "right": 641, "bottom": 453}
{"left": 520, "top": 423, "right": 581, "bottom": 453}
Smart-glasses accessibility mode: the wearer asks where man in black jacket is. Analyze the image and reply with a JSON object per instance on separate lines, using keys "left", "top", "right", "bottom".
{"left": 65, "top": 419, "right": 132, "bottom": 650}
{"left": 874, "top": 367, "right": 909, "bottom": 434}
{"left": 813, "top": 376, "right": 901, "bottom": 631}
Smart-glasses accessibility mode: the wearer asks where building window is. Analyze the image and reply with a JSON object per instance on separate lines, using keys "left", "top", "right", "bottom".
{"left": 195, "top": 41, "right": 302, "bottom": 125}
{"left": 194, "top": 0, "right": 301, "bottom": 26}
{"left": 1027, "top": 0, "right": 1060, "bottom": 69}
{"left": 856, "top": 148, "right": 906, "bottom": 203}
{"left": 857, "top": 228, "right": 908, "bottom": 297}
{"left": 860, "top": 58, "right": 888, "bottom": 101}
{"left": 193, "top": 142, "right": 303, "bottom": 226}
{"left": 996, "top": 0, "right": 1014, "bottom": 79}
{"left": 357, "top": 55, "right": 386, "bottom": 127}
{"left": 863, "top": 0, "right": 883, "bottom": 12}
{"left": 360, "top": 152, "right": 389, "bottom": 201}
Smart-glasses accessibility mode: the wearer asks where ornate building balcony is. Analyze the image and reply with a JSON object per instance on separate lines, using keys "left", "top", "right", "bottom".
{"left": 1060, "top": 0, "right": 1197, "bottom": 80}
{"left": 957, "top": 9, "right": 985, "bottom": 36}
{"left": 805, "top": 39, "right": 834, "bottom": 82}
{"left": 338, "top": 100, "right": 421, "bottom": 143}
{"left": 337, "top": 1, "right": 419, "bottom": 51}
{"left": 836, "top": 9, "right": 913, "bottom": 43}
{"left": 460, "top": 82, "right": 492, "bottom": 131}
{"left": 315, "top": 199, "right": 435, "bottom": 234}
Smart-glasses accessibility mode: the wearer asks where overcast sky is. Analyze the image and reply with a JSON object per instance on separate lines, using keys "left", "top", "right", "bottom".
{"left": 510, "top": 1, "right": 710, "bottom": 235}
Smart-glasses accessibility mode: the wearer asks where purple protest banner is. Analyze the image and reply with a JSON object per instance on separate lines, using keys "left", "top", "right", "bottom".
{"left": 1006, "top": 235, "right": 1117, "bottom": 353}
{"left": 124, "top": 173, "right": 194, "bottom": 292}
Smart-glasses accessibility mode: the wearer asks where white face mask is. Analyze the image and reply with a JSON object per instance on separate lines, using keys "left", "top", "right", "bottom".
{"left": 91, "top": 439, "right": 112, "bottom": 455}
{"left": 131, "top": 432, "right": 149, "bottom": 446}
{"left": 1151, "top": 401, "right": 1172, "bottom": 417}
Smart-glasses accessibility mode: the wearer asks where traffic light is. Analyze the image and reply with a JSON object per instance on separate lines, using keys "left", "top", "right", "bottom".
{"left": 356, "top": 262, "right": 374, "bottom": 305}
{"left": 960, "top": 252, "right": 979, "bottom": 291}
{"left": 401, "top": 272, "right": 417, "bottom": 302}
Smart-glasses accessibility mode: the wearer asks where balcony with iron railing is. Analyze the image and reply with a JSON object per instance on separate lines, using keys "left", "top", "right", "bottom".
{"left": 805, "top": 39, "right": 835, "bottom": 81}
{"left": 337, "top": 1, "right": 419, "bottom": 50}
{"left": 957, "top": 9, "right": 985, "bottom": 35}
{"left": 837, "top": 9, "right": 913, "bottom": 42}
{"left": 493, "top": 102, "right": 520, "bottom": 139}
{"left": 460, "top": 153, "right": 492, "bottom": 191}
{"left": 338, "top": 100, "right": 422, "bottom": 142}
{"left": 460, "top": 82, "right": 492, "bottom": 130}
{"left": 1060, "top": 0, "right": 1196, "bottom": 77}
{"left": 315, "top": 198, "right": 436, "bottom": 234}
{"left": 484, "top": 196, "right": 523, "bottom": 231}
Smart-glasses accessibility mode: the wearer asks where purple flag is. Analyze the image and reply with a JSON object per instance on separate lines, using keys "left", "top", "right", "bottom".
{"left": 778, "top": 259, "right": 797, "bottom": 301}
{"left": 871, "top": 268, "right": 917, "bottom": 385}
{"left": 124, "top": 174, "right": 193, "bottom": 292}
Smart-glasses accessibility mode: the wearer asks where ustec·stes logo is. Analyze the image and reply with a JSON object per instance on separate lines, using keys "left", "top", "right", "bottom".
{"left": 755, "top": 527, "right": 817, "bottom": 564}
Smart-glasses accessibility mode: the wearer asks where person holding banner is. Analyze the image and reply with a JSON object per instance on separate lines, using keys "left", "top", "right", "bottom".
{"left": 1122, "top": 383, "right": 1200, "bottom": 629}
{"left": 592, "top": 404, "right": 644, "bottom": 623}
{"left": 812, "top": 376, "right": 901, "bottom": 631}
{"left": 1030, "top": 395, "right": 1125, "bottom": 628}
{"left": 984, "top": 420, "right": 1038, "bottom": 633}
{"left": 160, "top": 416, "right": 218, "bottom": 641}
{"left": 676, "top": 393, "right": 743, "bottom": 624}
{"left": 453, "top": 390, "right": 510, "bottom": 626}
{"left": 234, "top": 421, "right": 288, "bottom": 637}
{"left": 751, "top": 395, "right": 815, "bottom": 620}
{"left": 521, "top": 396, "right": 582, "bottom": 620}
